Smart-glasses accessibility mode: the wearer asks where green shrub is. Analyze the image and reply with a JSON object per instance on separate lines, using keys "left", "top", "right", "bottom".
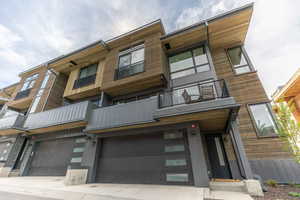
{"left": 265, "top": 179, "right": 278, "bottom": 187}
{"left": 288, "top": 192, "right": 300, "bottom": 197}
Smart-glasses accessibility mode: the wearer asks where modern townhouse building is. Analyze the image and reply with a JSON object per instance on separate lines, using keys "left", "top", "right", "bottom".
{"left": 0, "top": 3, "right": 299, "bottom": 188}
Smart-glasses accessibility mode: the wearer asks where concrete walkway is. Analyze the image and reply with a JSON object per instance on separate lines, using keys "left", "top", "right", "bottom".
{"left": 0, "top": 177, "right": 254, "bottom": 200}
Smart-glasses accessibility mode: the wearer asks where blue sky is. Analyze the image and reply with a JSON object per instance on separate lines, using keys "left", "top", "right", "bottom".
{"left": 0, "top": 0, "right": 300, "bottom": 96}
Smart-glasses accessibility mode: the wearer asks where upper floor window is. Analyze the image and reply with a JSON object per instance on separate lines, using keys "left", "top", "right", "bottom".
{"left": 116, "top": 44, "right": 145, "bottom": 79}
{"left": 73, "top": 63, "right": 98, "bottom": 89}
{"left": 169, "top": 46, "right": 210, "bottom": 80}
{"left": 248, "top": 102, "right": 278, "bottom": 138}
{"left": 79, "top": 64, "right": 98, "bottom": 79}
{"left": 227, "top": 46, "right": 253, "bottom": 75}
{"left": 21, "top": 73, "right": 39, "bottom": 91}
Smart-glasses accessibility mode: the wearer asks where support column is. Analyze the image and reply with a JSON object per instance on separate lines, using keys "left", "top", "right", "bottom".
{"left": 187, "top": 126, "right": 210, "bottom": 187}
{"left": 230, "top": 120, "right": 253, "bottom": 179}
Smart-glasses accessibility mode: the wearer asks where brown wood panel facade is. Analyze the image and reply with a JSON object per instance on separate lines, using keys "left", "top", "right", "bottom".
{"left": 7, "top": 66, "right": 48, "bottom": 110}
{"left": 63, "top": 60, "right": 104, "bottom": 100}
{"left": 211, "top": 48, "right": 291, "bottom": 160}
{"left": 101, "top": 32, "right": 167, "bottom": 96}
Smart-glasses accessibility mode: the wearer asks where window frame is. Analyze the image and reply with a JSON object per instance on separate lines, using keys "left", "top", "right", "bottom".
{"left": 116, "top": 43, "right": 145, "bottom": 80}
{"left": 78, "top": 63, "right": 98, "bottom": 80}
{"left": 247, "top": 102, "right": 279, "bottom": 138}
{"left": 226, "top": 46, "right": 254, "bottom": 75}
{"left": 168, "top": 45, "right": 211, "bottom": 80}
{"left": 20, "top": 73, "right": 39, "bottom": 92}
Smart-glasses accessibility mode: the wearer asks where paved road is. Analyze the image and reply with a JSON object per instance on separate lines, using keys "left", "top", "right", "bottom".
{"left": 0, "top": 191, "right": 61, "bottom": 200}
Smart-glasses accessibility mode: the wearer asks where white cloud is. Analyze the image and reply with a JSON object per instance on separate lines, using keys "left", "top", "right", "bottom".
{"left": 0, "top": 0, "right": 299, "bottom": 98}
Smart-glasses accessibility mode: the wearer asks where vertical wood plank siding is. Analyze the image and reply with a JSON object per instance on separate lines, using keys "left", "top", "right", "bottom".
{"left": 212, "top": 48, "right": 291, "bottom": 160}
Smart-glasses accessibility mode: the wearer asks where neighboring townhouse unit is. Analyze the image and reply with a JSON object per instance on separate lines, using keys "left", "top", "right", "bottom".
{"left": 273, "top": 68, "right": 300, "bottom": 122}
{"left": 0, "top": 3, "right": 299, "bottom": 187}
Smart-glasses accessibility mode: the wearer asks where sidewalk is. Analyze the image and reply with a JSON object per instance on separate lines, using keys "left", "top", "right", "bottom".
{"left": 0, "top": 177, "right": 254, "bottom": 200}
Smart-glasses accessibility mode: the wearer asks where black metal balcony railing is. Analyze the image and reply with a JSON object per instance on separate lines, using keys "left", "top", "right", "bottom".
{"left": 73, "top": 74, "right": 96, "bottom": 89}
{"left": 115, "top": 62, "right": 144, "bottom": 80}
{"left": 158, "top": 79, "right": 230, "bottom": 108}
{"left": 14, "top": 89, "right": 31, "bottom": 100}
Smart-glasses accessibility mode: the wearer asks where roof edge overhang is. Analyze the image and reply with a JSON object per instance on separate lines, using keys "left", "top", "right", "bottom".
{"left": 161, "top": 2, "right": 253, "bottom": 41}
{"left": 273, "top": 68, "right": 300, "bottom": 101}
{"left": 20, "top": 19, "right": 165, "bottom": 74}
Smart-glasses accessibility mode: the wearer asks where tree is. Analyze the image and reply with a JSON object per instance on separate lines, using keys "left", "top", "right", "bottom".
{"left": 275, "top": 100, "right": 300, "bottom": 163}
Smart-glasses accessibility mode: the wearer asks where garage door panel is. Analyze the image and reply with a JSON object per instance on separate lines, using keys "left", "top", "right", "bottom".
{"left": 96, "top": 131, "right": 193, "bottom": 185}
{"left": 28, "top": 137, "right": 75, "bottom": 176}
{"left": 101, "top": 134, "right": 165, "bottom": 157}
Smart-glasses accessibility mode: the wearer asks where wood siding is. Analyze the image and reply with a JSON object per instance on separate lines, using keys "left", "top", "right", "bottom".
{"left": 212, "top": 48, "right": 291, "bottom": 160}
{"left": 7, "top": 66, "right": 48, "bottom": 110}
{"left": 101, "top": 32, "right": 167, "bottom": 96}
{"left": 63, "top": 60, "right": 104, "bottom": 100}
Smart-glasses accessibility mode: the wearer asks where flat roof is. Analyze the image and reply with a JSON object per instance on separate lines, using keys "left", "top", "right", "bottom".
{"left": 19, "top": 3, "right": 253, "bottom": 75}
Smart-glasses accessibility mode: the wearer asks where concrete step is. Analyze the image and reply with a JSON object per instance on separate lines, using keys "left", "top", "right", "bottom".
{"left": 8, "top": 170, "right": 20, "bottom": 177}
{"left": 209, "top": 181, "right": 246, "bottom": 193}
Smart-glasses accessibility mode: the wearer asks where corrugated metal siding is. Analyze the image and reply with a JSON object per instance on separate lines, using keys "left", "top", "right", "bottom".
{"left": 86, "top": 96, "right": 157, "bottom": 131}
{"left": 250, "top": 159, "right": 300, "bottom": 183}
{"left": 24, "top": 101, "right": 90, "bottom": 130}
{"left": 0, "top": 115, "right": 22, "bottom": 130}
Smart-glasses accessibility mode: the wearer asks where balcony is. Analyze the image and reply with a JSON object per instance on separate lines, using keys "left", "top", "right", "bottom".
{"left": 0, "top": 114, "right": 25, "bottom": 135}
{"left": 23, "top": 101, "right": 93, "bottom": 134}
{"left": 154, "top": 79, "right": 239, "bottom": 131}
{"left": 85, "top": 96, "right": 158, "bottom": 132}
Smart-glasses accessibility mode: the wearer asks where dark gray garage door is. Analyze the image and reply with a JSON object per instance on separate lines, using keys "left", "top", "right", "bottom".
{"left": 27, "top": 137, "right": 75, "bottom": 176}
{"left": 96, "top": 130, "right": 193, "bottom": 185}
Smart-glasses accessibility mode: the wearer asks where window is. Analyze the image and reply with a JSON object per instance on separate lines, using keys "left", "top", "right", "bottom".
{"left": 73, "top": 147, "right": 85, "bottom": 153}
{"left": 73, "top": 64, "right": 98, "bottom": 89}
{"left": 165, "top": 145, "right": 185, "bottom": 153}
{"left": 227, "top": 46, "right": 252, "bottom": 75}
{"left": 70, "top": 157, "right": 82, "bottom": 163}
{"left": 79, "top": 64, "right": 98, "bottom": 79}
{"left": 28, "top": 70, "right": 52, "bottom": 114}
{"left": 164, "top": 131, "right": 183, "bottom": 139}
{"left": 249, "top": 103, "right": 278, "bottom": 137}
{"left": 169, "top": 46, "right": 210, "bottom": 79}
{"left": 166, "top": 173, "right": 189, "bottom": 182}
{"left": 165, "top": 159, "right": 187, "bottom": 167}
{"left": 117, "top": 44, "right": 145, "bottom": 79}
{"left": 20, "top": 73, "right": 39, "bottom": 91}
{"left": 0, "top": 141, "right": 13, "bottom": 162}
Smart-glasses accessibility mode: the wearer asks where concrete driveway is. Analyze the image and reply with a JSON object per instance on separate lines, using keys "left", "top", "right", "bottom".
{"left": 0, "top": 177, "right": 254, "bottom": 200}
{"left": 0, "top": 177, "right": 206, "bottom": 200}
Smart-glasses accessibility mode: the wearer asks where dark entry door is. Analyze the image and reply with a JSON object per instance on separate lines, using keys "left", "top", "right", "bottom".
{"left": 96, "top": 131, "right": 193, "bottom": 185}
{"left": 27, "top": 138, "right": 75, "bottom": 176}
{"left": 205, "top": 135, "right": 231, "bottom": 179}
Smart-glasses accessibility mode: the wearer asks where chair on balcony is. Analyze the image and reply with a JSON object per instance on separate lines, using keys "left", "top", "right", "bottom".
{"left": 182, "top": 85, "right": 215, "bottom": 104}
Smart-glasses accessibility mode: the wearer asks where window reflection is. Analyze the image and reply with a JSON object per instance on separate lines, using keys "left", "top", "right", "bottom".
{"left": 249, "top": 103, "right": 277, "bottom": 137}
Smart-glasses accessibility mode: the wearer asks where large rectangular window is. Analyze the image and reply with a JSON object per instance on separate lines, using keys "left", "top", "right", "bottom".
{"left": 227, "top": 46, "right": 252, "bottom": 75}
{"left": 20, "top": 74, "right": 39, "bottom": 91}
{"left": 117, "top": 44, "right": 145, "bottom": 79}
{"left": 169, "top": 46, "right": 210, "bottom": 79}
{"left": 248, "top": 103, "right": 278, "bottom": 137}
{"left": 79, "top": 64, "right": 98, "bottom": 79}
{"left": 73, "top": 63, "right": 98, "bottom": 89}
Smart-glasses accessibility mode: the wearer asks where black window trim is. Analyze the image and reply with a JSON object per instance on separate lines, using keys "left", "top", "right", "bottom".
{"left": 247, "top": 101, "right": 279, "bottom": 139}
{"left": 168, "top": 44, "right": 211, "bottom": 80}
{"left": 116, "top": 43, "right": 145, "bottom": 80}
{"left": 226, "top": 45, "right": 255, "bottom": 75}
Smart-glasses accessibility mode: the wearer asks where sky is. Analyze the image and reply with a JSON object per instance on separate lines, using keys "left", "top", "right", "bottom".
{"left": 0, "top": 0, "right": 299, "bottom": 97}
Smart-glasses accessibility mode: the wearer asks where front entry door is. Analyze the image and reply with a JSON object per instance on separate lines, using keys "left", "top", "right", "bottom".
{"left": 205, "top": 134, "right": 231, "bottom": 179}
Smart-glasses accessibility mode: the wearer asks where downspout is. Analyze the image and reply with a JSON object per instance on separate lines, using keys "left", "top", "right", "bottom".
{"left": 205, "top": 21, "right": 210, "bottom": 48}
